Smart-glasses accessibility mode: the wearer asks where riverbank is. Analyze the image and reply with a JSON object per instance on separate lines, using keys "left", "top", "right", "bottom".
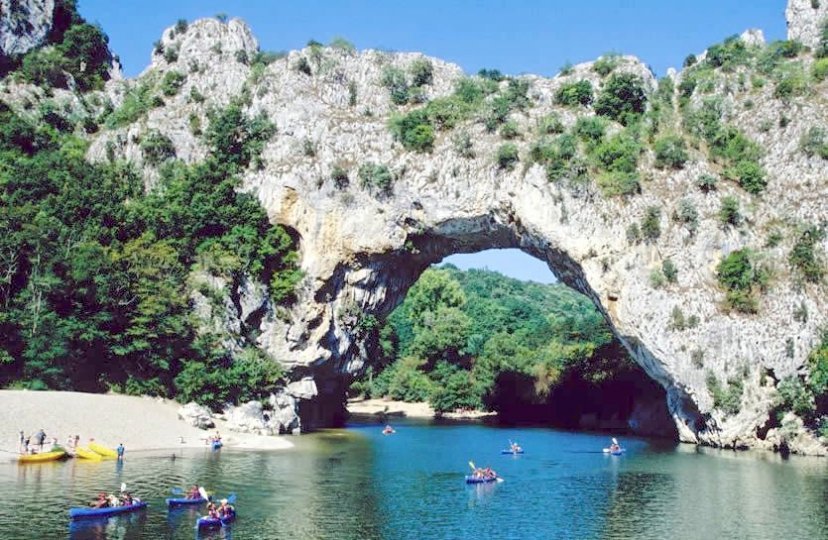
{"left": 346, "top": 398, "right": 496, "bottom": 420}
{"left": 0, "top": 390, "right": 292, "bottom": 462}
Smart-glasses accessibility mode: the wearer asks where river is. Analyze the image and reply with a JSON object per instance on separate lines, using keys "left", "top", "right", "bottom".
{"left": 0, "top": 419, "right": 825, "bottom": 539}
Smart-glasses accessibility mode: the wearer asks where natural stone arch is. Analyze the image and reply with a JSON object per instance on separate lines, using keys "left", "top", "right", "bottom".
{"left": 75, "top": 2, "right": 827, "bottom": 453}
{"left": 271, "top": 192, "right": 709, "bottom": 443}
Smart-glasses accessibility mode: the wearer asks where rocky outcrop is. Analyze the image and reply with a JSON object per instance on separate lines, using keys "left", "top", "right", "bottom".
{"left": 786, "top": 0, "right": 828, "bottom": 48}
{"left": 177, "top": 402, "right": 215, "bottom": 429}
{"left": 0, "top": 0, "right": 55, "bottom": 60}
{"left": 760, "top": 412, "right": 827, "bottom": 457}
{"left": 83, "top": 9, "right": 828, "bottom": 453}
{"left": 224, "top": 395, "right": 301, "bottom": 435}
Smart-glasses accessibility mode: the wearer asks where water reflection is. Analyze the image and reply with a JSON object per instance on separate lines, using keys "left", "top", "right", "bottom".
{"left": 0, "top": 423, "right": 825, "bottom": 540}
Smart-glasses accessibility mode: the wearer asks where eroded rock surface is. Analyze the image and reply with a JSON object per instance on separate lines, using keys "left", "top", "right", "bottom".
{"left": 2, "top": 2, "right": 826, "bottom": 453}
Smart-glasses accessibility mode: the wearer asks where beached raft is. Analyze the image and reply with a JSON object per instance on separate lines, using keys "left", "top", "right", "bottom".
{"left": 88, "top": 442, "right": 118, "bottom": 458}
{"left": 75, "top": 447, "right": 103, "bottom": 460}
{"left": 196, "top": 512, "right": 236, "bottom": 530}
{"left": 465, "top": 475, "right": 499, "bottom": 484}
{"left": 18, "top": 450, "right": 66, "bottom": 463}
{"left": 69, "top": 501, "right": 147, "bottom": 520}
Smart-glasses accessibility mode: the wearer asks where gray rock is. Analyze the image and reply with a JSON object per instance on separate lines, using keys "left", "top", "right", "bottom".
{"left": 287, "top": 378, "right": 318, "bottom": 401}
{"left": 0, "top": 0, "right": 54, "bottom": 59}
{"left": 761, "top": 412, "right": 827, "bottom": 457}
{"left": 224, "top": 401, "right": 273, "bottom": 435}
{"left": 786, "top": 0, "right": 828, "bottom": 48}
{"left": 177, "top": 402, "right": 215, "bottom": 429}
{"left": 267, "top": 390, "right": 301, "bottom": 434}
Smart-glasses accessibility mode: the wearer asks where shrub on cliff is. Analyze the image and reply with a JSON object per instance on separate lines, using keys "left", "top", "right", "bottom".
{"left": 160, "top": 70, "right": 186, "bottom": 96}
{"left": 594, "top": 73, "right": 647, "bottom": 125}
{"left": 716, "top": 249, "right": 769, "bottom": 313}
{"left": 389, "top": 110, "right": 434, "bottom": 152}
{"left": 555, "top": 80, "right": 594, "bottom": 107}
{"left": 496, "top": 143, "right": 519, "bottom": 170}
{"left": 205, "top": 100, "right": 276, "bottom": 170}
{"left": 140, "top": 131, "right": 176, "bottom": 165}
{"left": 409, "top": 58, "right": 434, "bottom": 87}
{"left": 358, "top": 162, "right": 394, "bottom": 195}
{"left": 653, "top": 135, "right": 689, "bottom": 169}
{"left": 789, "top": 225, "right": 825, "bottom": 283}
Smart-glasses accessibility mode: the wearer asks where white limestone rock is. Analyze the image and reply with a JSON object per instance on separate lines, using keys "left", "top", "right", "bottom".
{"left": 177, "top": 402, "right": 215, "bottom": 429}
{"left": 0, "top": 0, "right": 54, "bottom": 58}
{"left": 786, "top": 0, "right": 828, "bottom": 48}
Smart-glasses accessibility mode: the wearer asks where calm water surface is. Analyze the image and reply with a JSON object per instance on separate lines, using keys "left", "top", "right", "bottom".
{"left": 0, "top": 420, "right": 825, "bottom": 539}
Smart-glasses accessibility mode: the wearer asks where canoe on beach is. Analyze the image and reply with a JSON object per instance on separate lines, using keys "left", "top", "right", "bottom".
{"left": 75, "top": 447, "right": 103, "bottom": 460}
{"left": 18, "top": 450, "right": 66, "bottom": 463}
{"left": 88, "top": 442, "right": 118, "bottom": 458}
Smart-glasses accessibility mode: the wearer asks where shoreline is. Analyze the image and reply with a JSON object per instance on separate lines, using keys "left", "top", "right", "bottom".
{"left": 346, "top": 397, "right": 496, "bottom": 420}
{"left": 0, "top": 390, "right": 292, "bottom": 463}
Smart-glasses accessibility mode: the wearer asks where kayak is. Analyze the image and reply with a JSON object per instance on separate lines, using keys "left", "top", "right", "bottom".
{"left": 18, "top": 450, "right": 66, "bottom": 463}
{"left": 166, "top": 497, "right": 208, "bottom": 507}
{"left": 603, "top": 448, "right": 625, "bottom": 456}
{"left": 197, "top": 512, "right": 236, "bottom": 529}
{"left": 465, "top": 475, "right": 499, "bottom": 484}
{"left": 69, "top": 501, "right": 147, "bottom": 520}
{"left": 501, "top": 449, "right": 524, "bottom": 454}
{"left": 211, "top": 440, "right": 222, "bottom": 450}
{"left": 75, "top": 447, "right": 103, "bottom": 460}
{"left": 88, "top": 442, "right": 118, "bottom": 458}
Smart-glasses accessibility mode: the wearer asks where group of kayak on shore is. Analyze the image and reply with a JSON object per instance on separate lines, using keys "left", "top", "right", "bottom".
{"left": 18, "top": 429, "right": 125, "bottom": 460}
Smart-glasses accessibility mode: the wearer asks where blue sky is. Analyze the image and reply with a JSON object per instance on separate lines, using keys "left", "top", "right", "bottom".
{"left": 77, "top": 1, "right": 787, "bottom": 284}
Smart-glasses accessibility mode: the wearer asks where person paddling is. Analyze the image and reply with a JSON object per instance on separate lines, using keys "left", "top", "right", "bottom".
{"left": 609, "top": 438, "right": 621, "bottom": 452}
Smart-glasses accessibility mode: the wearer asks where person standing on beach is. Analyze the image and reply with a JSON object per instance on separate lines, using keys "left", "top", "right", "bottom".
{"left": 18, "top": 431, "right": 24, "bottom": 453}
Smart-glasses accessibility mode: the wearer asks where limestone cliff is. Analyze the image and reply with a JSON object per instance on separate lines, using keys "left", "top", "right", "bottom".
{"left": 0, "top": 0, "right": 55, "bottom": 60}
{"left": 2, "top": 2, "right": 826, "bottom": 454}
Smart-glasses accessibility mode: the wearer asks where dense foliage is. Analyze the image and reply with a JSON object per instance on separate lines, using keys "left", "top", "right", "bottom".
{"left": 10, "top": 0, "right": 113, "bottom": 91}
{"left": 716, "top": 249, "right": 769, "bottom": 313}
{"left": 350, "top": 266, "right": 652, "bottom": 419}
{"left": 0, "top": 95, "right": 300, "bottom": 407}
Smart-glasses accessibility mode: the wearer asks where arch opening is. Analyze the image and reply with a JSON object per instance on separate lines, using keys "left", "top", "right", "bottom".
{"left": 299, "top": 215, "right": 700, "bottom": 440}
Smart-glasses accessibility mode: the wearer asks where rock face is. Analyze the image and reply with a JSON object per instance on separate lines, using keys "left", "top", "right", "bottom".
{"left": 178, "top": 402, "right": 215, "bottom": 429}
{"left": 224, "top": 395, "right": 301, "bottom": 435}
{"left": 3, "top": 2, "right": 825, "bottom": 453}
{"left": 786, "top": 0, "right": 828, "bottom": 48}
{"left": 0, "top": 0, "right": 55, "bottom": 60}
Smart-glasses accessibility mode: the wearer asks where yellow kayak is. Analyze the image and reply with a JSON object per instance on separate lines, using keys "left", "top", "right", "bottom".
{"left": 18, "top": 450, "right": 66, "bottom": 463}
{"left": 88, "top": 442, "right": 118, "bottom": 458}
{"left": 75, "top": 447, "right": 103, "bottom": 460}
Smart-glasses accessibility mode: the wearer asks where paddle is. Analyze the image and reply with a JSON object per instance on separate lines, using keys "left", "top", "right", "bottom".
{"left": 226, "top": 493, "right": 236, "bottom": 504}
{"left": 120, "top": 482, "right": 126, "bottom": 493}
{"left": 198, "top": 486, "right": 210, "bottom": 501}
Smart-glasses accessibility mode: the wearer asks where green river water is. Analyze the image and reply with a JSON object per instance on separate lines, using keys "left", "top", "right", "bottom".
{"left": 0, "top": 420, "right": 825, "bottom": 539}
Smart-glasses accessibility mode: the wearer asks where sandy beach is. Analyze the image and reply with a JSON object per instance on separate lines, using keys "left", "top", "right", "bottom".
{"left": 0, "top": 390, "right": 291, "bottom": 462}
{"left": 347, "top": 398, "right": 496, "bottom": 420}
